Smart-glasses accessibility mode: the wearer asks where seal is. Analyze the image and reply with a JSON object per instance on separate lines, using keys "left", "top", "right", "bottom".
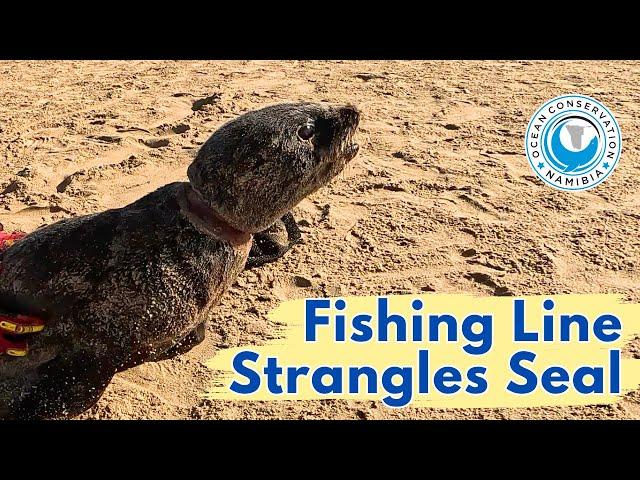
{"left": 0, "top": 102, "right": 360, "bottom": 419}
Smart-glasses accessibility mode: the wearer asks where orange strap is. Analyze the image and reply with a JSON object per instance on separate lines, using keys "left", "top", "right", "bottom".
{"left": 0, "top": 228, "right": 44, "bottom": 356}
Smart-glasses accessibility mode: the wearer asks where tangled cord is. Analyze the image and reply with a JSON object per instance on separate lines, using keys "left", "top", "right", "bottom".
{"left": 0, "top": 225, "right": 45, "bottom": 356}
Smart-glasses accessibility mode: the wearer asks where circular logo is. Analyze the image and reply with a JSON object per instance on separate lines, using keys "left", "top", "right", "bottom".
{"left": 524, "top": 94, "right": 621, "bottom": 191}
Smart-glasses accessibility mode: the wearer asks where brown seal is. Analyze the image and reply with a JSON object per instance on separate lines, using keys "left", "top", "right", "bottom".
{"left": 0, "top": 102, "right": 360, "bottom": 419}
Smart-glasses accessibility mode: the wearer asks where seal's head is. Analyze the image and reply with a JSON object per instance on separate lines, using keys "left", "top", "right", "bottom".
{"left": 187, "top": 102, "right": 360, "bottom": 233}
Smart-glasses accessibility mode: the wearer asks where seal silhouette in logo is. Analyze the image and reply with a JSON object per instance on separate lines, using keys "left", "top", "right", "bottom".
{"left": 525, "top": 94, "right": 621, "bottom": 191}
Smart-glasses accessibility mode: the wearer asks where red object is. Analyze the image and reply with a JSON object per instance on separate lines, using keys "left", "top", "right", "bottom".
{"left": 0, "top": 230, "right": 26, "bottom": 249}
{"left": 0, "top": 228, "right": 44, "bottom": 356}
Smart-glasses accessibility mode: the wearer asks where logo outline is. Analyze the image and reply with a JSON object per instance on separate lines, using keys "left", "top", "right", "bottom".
{"left": 524, "top": 94, "right": 622, "bottom": 192}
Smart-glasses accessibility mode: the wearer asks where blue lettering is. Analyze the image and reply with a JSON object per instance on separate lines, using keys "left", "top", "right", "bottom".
{"left": 507, "top": 350, "right": 538, "bottom": 394}
{"left": 305, "top": 299, "right": 331, "bottom": 341}
{"left": 230, "top": 350, "right": 261, "bottom": 394}
{"left": 381, "top": 366, "right": 413, "bottom": 407}
{"left": 514, "top": 299, "right": 538, "bottom": 341}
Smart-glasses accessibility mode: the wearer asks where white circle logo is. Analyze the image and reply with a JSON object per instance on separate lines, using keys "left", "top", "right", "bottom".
{"left": 524, "top": 94, "right": 622, "bottom": 191}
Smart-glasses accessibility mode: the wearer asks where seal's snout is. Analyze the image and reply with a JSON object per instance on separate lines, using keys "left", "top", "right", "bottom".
{"left": 345, "top": 142, "right": 360, "bottom": 161}
{"left": 339, "top": 105, "right": 361, "bottom": 126}
{"left": 336, "top": 104, "right": 360, "bottom": 162}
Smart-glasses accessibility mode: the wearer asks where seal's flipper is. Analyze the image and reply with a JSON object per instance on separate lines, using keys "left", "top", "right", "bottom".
{"left": 246, "top": 212, "right": 302, "bottom": 269}
{"left": 9, "top": 352, "right": 115, "bottom": 419}
{"left": 280, "top": 212, "right": 302, "bottom": 245}
{"left": 152, "top": 322, "right": 206, "bottom": 362}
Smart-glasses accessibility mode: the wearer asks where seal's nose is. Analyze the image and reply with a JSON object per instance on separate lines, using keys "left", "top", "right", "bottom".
{"left": 340, "top": 105, "right": 360, "bottom": 126}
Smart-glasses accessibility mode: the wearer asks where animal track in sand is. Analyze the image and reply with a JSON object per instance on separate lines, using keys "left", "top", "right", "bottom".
{"left": 438, "top": 101, "right": 496, "bottom": 126}
{"left": 465, "top": 272, "right": 513, "bottom": 296}
{"left": 55, "top": 156, "right": 147, "bottom": 193}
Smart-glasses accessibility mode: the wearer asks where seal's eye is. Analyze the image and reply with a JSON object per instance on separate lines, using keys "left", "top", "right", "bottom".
{"left": 297, "top": 123, "right": 315, "bottom": 141}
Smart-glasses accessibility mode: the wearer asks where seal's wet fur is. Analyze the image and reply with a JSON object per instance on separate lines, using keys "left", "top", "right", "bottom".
{"left": 0, "top": 102, "right": 360, "bottom": 419}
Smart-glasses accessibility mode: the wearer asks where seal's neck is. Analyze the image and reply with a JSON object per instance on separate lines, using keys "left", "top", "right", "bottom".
{"left": 180, "top": 184, "right": 251, "bottom": 246}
